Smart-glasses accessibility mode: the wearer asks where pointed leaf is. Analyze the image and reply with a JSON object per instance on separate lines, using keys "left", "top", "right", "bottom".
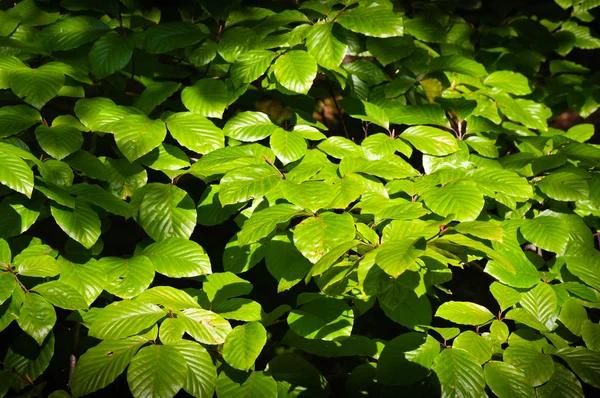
{"left": 127, "top": 344, "right": 187, "bottom": 398}
{"left": 273, "top": 50, "right": 317, "bottom": 94}
{"left": 50, "top": 200, "right": 101, "bottom": 249}
{"left": 88, "top": 300, "right": 165, "bottom": 340}
{"left": 181, "top": 78, "right": 228, "bottom": 119}
{"left": 222, "top": 322, "right": 267, "bottom": 371}
{"left": 89, "top": 31, "right": 133, "bottom": 79}
{"left": 435, "top": 301, "right": 494, "bottom": 325}
{"left": 142, "top": 237, "right": 211, "bottom": 278}
{"left": 17, "top": 293, "right": 56, "bottom": 345}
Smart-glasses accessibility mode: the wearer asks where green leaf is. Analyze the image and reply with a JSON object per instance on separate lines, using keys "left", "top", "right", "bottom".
{"left": 453, "top": 331, "right": 492, "bottom": 365}
{"left": 287, "top": 297, "right": 353, "bottom": 341}
{"left": 536, "top": 363, "right": 584, "bottom": 398}
{"left": 170, "top": 340, "right": 217, "bottom": 398}
{"left": 219, "top": 164, "right": 283, "bottom": 206}
{"left": 504, "top": 342, "right": 555, "bottom": 386}
{"left": 58, "top": 256, "right": 106, "bottom": 306}
{"left": 270, "top": 129, "right": 307, "bottom": 164}
{"left": 144, "top": 21, "right": 207, "bottom": 54}
{"left": 266, "top": 234, "right": 313, "bottom": 292}
{"left": 387, "top": 105, "right": 449, "bottom": 127}
{"left": 377, "top": 332, "right": 439, "bottom": 386}
{"left": 197, "top": 185, "right": 243, "bottom": 227}
{"left": 455, "top": 221, "right": 503, "bottom": 242}
{"left": 100, "top": 255, "right": 155, "bottom": 299}
{"left": 484, "top": 71, "right": 532, "bottom": 96}
{"left": 216, "top": 369, "right": 277, "bottom": 398}
{"left": 89, "top": 31, "right": 133, "bottom": 79}
{"left": 127, "top": 344, "right": 188, "bottom": 398}
{"left": 537, "top": 170, "right": 589, "bottom": 202}
{"left": 214, "top": 298, "right": 263, "bottom": 322}
{"left": 17, "top": 293, "right": 56, "bottom": 345}
{"left": 71, "top": 336, "right": 147, "bottom": 398}
{"left": 0, "top": 151, "right": 34, "bottom": 197}
{"left": 203, "top": 272, "right": 253, "bottom": 303}
{"left": 0, "top": 105, "right": 41, "bottom": 138}
{"left": 50, "top": 200, "right": 101, "bottom": 249}
{"left": 230, "top": 50, "right": 277, "bottom": 86}
{"left": 337, "top": 3, "right": 403, "bottom": 38}
{"left": 223, "top": 234, "right": 265, "bottom": 274}
{"left": 66, "top": 183, "right": 133, "bottom": 218}
{"left": 32, "top": 280, "right": 88, "bottom": 310}
{"left": 366, "top": 36, "right": 414, "bottom": 66}
{"left": 130, "top": 82, "right": 178, "bottom": 116}
{"left": 179, "top": 308, "right": 232, "bottom": 345}
{"left": 4, "top": 332, "right": 54, "bottom": 392}
{"left": 13, "top": 243, "right": 60, "bottom": 278}
{"left": 293, "top": 212, "right": 355, "bottom": 263}
{"left": 376, "top": 238, "right": 426, "bottom": 277}
{"left": 281, "top": 180, "right": 334, "bottom": 212}
{"left": 401, "top": 126, "right": 459, "bottom": 156}
{"left": 273, "top": 50, "right": 317, "bottom": 94}
{"left": 432, "top": 348, "right": 485, "bottom": 398}
{"left": 435, "top": 301, "right": 495, "bottom": 325}
{"left": 218, "top": 27, "right": 258, "bottom": 63}
{"left": 41, "top": 15, "right": 108, "bottom": 51}
{"left": 582, "top": 321, "right": 600, "bottom": 351}
{"left": 306, "top": 21, "right": 347, "bottom": 69}
{"left": 421, "top": 182, "right": 485, "bottom": 222}
{"left": 181, "top": 78, "right": 228, "bottom": 119}
{"left": 142, "top": 237, "right": 211, "bottom": 278}
{"left": 490, "top": 282, "right": 521, "bottom": 312}
{"left": 222, "top": 322, "right": 267, "bottom": 371}
{"left": 268, "top": 353, "right": 330, "bottom": 396}
{"left": 224, "top": 111, "right": 283, "bottom": 142}
{"left": 34, "top": 124, "right": 83, "bottom": 160}
{"left": 166, "top": 112, "right": 224, "bottom": 154}
{"left": 518, "top": 283, "right": 558, "bottom": 331}
{"left": 137, "top": 183, "right": 197, "bottom": 241}
{"left": 555, "top": 347, "right": 600, "bottom": 389}
{"left": 520, "top": 216, "right": 570, "bottom": 254}
{"left": 88, "top": 300, "right": 165, "bottom": 340}
{"left": 159, "top": 318, "right": 185, "bottom": 343}
{"left": 9, "top": 64, "right": 64, "bottom": 110}
{"left": 559, "top": 298, "right": 588, "bottom": 336}
{"left": 484, "top": 360, "right": 535, "bottom": 398}
{"left": 0, "top": 272, "right": 15, "bottom": 306}
{"left": 136, "top": 286, "right": 200, "bottom": 311}
{"left": 112, "top": 116, "right": 167, "bottom": 163}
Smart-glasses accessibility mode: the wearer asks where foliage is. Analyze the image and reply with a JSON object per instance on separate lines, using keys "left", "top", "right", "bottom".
{"left": 0, "top": 0, "right": 600, "bottom": 397}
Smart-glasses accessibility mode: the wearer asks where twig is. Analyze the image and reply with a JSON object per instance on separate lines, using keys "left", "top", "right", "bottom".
{"left": 68, "top": 323, "right": 81, "bottom": 388}
{"left": 329, "top": 84, "right": 349, "bottom": 138}
{"left": 263, "top": 155, "right": 285, "bottom": 179}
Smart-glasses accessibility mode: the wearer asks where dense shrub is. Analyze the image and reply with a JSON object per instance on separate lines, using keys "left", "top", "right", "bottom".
{"left": 1, "top": 0, "right": 600, "bottom": 397}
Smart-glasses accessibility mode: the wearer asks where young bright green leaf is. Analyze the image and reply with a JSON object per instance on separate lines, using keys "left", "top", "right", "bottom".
{"left": 306, "top": 21, "right": 347, "bottom": 69}
{"left": 224, "top": 111, "right": 283, "bottom": 142}
{"left": 178, "top": 308, "right": 232, "bottom": 345}
{"left": 222, "top": 322, "right": 267, "bottom": 371}
{"left": 484, "top": 71, "right": 532, "bottom": 95}
{"left": 490, "top": 282, "right": 521, "bottom": 312}
{"left": 375, "top": 238, "right": 426, "bottom": 277}
{"left": 582, "top": 321, "right": 600, "bottom": 352}
{"left": 142, "top": 237, "right": 211, "bottom": 278}
{"left": 435, "top": 301, "right": 495, "bottom": 325}
{"left": 34, "top": 124, "right": 83, "bottom": 160}
{"left": 432, "top": 348, "right": 485, "bottom": 398}
{"left": 138, "top": 183, "right": 197, "bottom": 241}
{"left": 181, "top": 78, "right": 228, "bottom": 119}
{"left": 112, "top": 116, "right": 167, "bottom": 163}
{"left": 337, "top": 3, "right": 403, "bottom": 38}
{"left": 32, "top": 280, "right": 88, "bottom": 310}
{"left": 203, "top": 272, "right": 253, "bottom": 303}
{"left": 453, "top": 331, "right": 492, "bottom": 365}
{"left": 100, "top": 255, "right": 155, "bottom": 299}
{"left": 421, "top": 181, "right": 485, "bottom": 222}
{"left": 9, "top": 64, "right": 64, "bottom": 109}
{"left": 555, "top": 347, "right": 600, "bottom": 389}
{"left": 170, "top": 340, "right": 217, "bottom": 398}
{"left": 127, "top": 344, "right": 188, "bottom": 398}
{"left": 219, "top": 164, "right": 283, "bottom": 206}
{"left": 166, "top": 112, "right": 224, "bottom": 154}
{"left": 215, "top": 369, "right": 277, "bottom": 398}
{"left": 293, "top": 211, "right": 355, "bottom": 263}
{"left": 504, "top": 342, "right": 555, "bottom": 386}
{"left": 50, "top": 200, "right": 101, "bottom": 249}
{"left": 13, "top": 243, "right": 60, "bottom": 278}
{"left": 17, "top": 293, "right": 56, "bottom": 345}
{"left": 273, "top": 50, "right": 317, "bottom": 94}
{"left": 136, "top": 286, "right": 200, "bottom": 311}
{"left": 0, "top": 151, "right": 34, "bottom": 198}
{"left": 88, "top": 300, "right": 165, "bottom": 340}
{"left": 230, "top": 50, "right": 277, "bottom": 86}
{"left": 484, "top": 361, "right": 535, "bottom": 398}
{"left": 71, "top": 337, "right": 147, "bottom": 398}
{"left": 519, "top": 283, "right": 558, "bottom": 331}
{"left": 559, "top": 298, "right": 588, "bottom": 336}
{"left": 401, "top": 126, "right": 459, "bottom": 156}
{"left": 266, "top": 234, "right": 313, "bottom": 292}
{"left": 41, "top": 16, "right": 109, "bottom": 52}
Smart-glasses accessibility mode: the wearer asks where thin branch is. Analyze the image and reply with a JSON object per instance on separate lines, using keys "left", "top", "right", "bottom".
{"left": 263, "top": 155, "right": 285, "bottom": 179}
{"left": 329, "top": 84, "right": 349, "bottom": 138}
{"left": 68, "top": 323, "right": 80, "bottom": 388}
